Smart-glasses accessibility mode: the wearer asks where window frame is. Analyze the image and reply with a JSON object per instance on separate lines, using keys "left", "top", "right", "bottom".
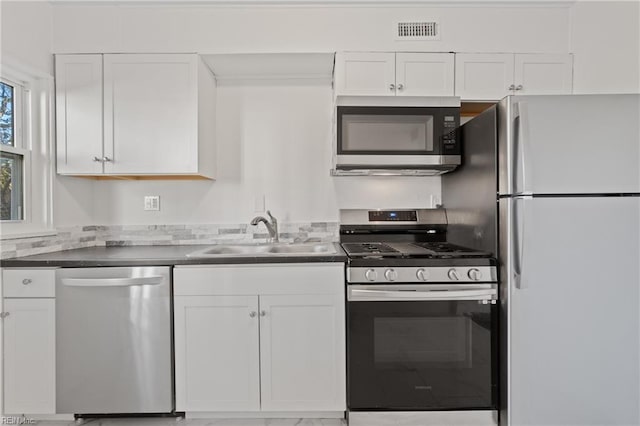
{"left": 0, "top": 60, "right": 54, "bottom": 239}
{"left": 0, "top": 76, "right": 31, "bottom": 224}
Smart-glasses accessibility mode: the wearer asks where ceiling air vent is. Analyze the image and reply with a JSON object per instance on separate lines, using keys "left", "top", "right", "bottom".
{"left": 395, "top": 21, "right": 440, "bottom": 41}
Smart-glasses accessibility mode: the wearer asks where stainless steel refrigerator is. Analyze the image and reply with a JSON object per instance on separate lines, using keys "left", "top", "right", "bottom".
{"left": 443, "top": 94, "right": 640, "bottom": 425}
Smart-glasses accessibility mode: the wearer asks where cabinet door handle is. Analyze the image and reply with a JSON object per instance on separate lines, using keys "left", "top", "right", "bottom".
{"left": 508, "top": 84, "right": 516, "bottom": 91}
{"left": 0, "top": 312, "right": 10, "bottom": 319}
{"left": 249, "top": 311, "right": 257, "bottom": 318}
{"left": 102, "top": 156, "right": 112, "bottom": 162}
{"left": 22, "top": 278, "right": 32, "bottom": 285}
{"left": 260, "top": 310, "right": 267, "bottom": 317}
{"left": 397, "top": 83, "right": 404, "bottom": 91}
{"left": 389, "top": 83, "right": 395, "bottom": 91}
{"left": 515, "top": 85, "right": 523, "bottom": 91}
{"left": 93, "top": 156, "right": 103, "bottom": 162}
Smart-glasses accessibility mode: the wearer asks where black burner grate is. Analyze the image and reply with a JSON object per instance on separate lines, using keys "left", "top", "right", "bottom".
{"left": 341, "top": 242, "right": 401, "bottom": 256}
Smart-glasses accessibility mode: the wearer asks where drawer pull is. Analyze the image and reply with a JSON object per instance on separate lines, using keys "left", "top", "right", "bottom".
{"left": 22, "top": 278, "right": 32, "bottom": 285}
{"left": 0, "top": 312, "right": 10, "bottom": 319}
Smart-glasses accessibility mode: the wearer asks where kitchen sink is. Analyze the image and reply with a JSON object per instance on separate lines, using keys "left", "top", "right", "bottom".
{"left": 267, "top": 244, "right": 335, "bottom": 254}
{"left": 186, "top": 243, "right": 337, "bottom": 258}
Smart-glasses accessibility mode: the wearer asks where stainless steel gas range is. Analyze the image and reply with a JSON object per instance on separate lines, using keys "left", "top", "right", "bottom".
{"left": 340, "top": 209, "right": 499, "bottom": 426}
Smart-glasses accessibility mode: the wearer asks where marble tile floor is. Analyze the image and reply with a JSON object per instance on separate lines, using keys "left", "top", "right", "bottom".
{"left": 32, "top": 419, "right": 347, "bottom": 426}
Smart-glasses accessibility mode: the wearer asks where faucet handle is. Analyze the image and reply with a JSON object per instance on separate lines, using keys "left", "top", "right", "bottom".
{"left": 266, "top": 210, "right": 277, "bottom": 224}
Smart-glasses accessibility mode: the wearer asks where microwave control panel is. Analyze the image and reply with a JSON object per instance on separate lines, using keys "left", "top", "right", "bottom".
{"left": 442, "top": 115, "right": 459, "bottom": 154}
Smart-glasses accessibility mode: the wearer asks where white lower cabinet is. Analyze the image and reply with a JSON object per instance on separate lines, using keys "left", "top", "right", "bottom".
{"left": 2, "top": 268, "right": 57, "bottom": 416}
{"left": 2, "top": 298, "right": 56, "bottom": 415}
{"left": 173, "top": 264, "right": 346, "bottom": 415}
{"left": 174, "top": 295, "right": 261, "bottom": 412}
{"left": 259, "top": 294, "right": 344, "bottom": 411}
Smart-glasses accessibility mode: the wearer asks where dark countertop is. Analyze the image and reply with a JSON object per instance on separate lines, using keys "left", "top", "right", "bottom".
{"left": 0, "top": 244, "right": 348, "bottom": 268}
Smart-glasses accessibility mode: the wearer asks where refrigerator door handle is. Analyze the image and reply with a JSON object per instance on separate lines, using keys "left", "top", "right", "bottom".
{"left": 513, "top": 198, "right": 525, "bottom": 289}
{"left": 513, "top": 197, "right": 533, "bottom": 289}
{"left": 513, "top": 101, "right": 533, "bottom": 195}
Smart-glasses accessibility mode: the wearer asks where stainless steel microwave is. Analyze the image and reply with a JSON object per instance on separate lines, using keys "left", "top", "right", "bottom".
{"left": 332, "top": 97, "right": 461, "bottom": 176}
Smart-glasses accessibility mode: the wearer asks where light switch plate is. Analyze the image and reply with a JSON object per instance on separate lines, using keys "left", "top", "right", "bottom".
{"left": 144, "top": 196, "right": 160, "bottom": 211}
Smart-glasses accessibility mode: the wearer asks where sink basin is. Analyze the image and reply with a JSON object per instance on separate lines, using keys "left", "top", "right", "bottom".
{"left": 191, "top": 245, "right": 273, "bottom": 256}
{"left": 186, "top": 243, "right": 337, "bottom": 258}
{"left": 267, "top": 244, "right": 335, "bottom": 254}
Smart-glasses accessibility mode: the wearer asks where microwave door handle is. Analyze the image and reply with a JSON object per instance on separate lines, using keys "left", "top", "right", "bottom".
{"left": 349, "top": 288, "right": 497, "bottom": 302}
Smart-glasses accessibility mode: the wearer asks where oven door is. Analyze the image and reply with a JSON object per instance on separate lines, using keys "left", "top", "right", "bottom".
{"left": 347, "top": 284, "right": 498, "bottom": 411}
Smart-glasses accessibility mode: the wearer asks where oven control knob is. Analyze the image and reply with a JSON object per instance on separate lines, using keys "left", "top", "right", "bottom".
{"left": 416, "top": 268, "right": 429, "bottom": 281}
{"left": 468, "top": 268, "right": 483, "bottom": 281}
{"left": 448, "top": 268, "right": 461, "bottom": 281}
{"left": 364, "top": 269, "right": 378, "bottom": 282}
{"left": 384, "top": 269, "right": 398, "bottom": 282}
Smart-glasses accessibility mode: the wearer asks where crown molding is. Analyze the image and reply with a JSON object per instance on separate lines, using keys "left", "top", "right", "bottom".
{"left": 48, "top": 0, "right": 577, "bottom": 8}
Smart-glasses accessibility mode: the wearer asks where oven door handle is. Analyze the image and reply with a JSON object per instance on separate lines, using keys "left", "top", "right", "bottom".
{"left": 348, "top": 288, "right": 497, "bottom": 302}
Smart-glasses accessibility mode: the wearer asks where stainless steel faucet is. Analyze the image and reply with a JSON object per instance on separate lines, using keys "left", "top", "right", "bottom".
{"left": 250, "top": 210, "right": 279, "bottom": 243}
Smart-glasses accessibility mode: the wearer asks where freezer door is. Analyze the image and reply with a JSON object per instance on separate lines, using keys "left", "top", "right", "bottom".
{"left": 56, "top": 267, "right": 173, "bottom": 414}
{"left": 499, "top": 94, "right": 640, "bottom": 195}
{"left": 500, "top": 196, "right": 640, "bottom": 425}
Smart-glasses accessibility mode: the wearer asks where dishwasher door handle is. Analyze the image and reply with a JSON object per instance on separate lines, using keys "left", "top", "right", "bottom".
{"left": 61, "top": 276, "right": 164, "bottom": 287}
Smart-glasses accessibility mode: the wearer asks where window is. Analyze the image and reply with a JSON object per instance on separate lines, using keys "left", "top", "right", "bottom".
{"left": 0, "top": 63, "right": 53, "bottom": 238}
{"left": 0, "top": 77, "right": 28, "bottom": 222}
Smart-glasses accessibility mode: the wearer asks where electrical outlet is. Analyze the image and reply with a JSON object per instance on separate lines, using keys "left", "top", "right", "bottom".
{"left": 144, "top": 196, "right": 160, "bottom": 211}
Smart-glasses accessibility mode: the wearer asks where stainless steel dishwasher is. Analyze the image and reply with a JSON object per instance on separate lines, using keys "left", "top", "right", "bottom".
{"left": 56, "top": 267, "right": 173, "bottom": 414}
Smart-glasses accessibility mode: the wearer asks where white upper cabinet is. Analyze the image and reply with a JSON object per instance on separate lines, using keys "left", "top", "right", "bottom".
{"left": 514, "top": 54, "right": 573, "bottom": 95}
{"left": 455, "top": 53, "right": 515, "bottom": 101}
{"left": 55, "top": 53, "right": 216, "bottom": 178}
{"left": 103, "top": 54, "right": 198, "bottom": 175}
{"left": 455, "top": 53, "right": 573, "bottom": 100}
{"left": 395, "top": 53, "right": 455, "bottom": 97}
{"left": 55, "top": 55, "right": 104, "bottom": 174}
{"left": 335, "top": 52, "right": 395, "bottom": 96}
{"left": 335, "top": 52, "right": 455, "bottom": 97}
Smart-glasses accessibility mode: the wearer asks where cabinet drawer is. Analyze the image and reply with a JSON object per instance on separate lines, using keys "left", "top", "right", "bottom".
{"left": 174, "top": 263, "right": 344, "bottom": 296}
{"left": 2, "top": 269, "right": 56, "bottom": 298}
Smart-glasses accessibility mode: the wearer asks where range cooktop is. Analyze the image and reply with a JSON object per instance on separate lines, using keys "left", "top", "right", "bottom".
{"left": 339, "top": 209, "right": 497, "bottom": 269}
{"left": 341, "top": 241, "right": 490, "bottom": 259}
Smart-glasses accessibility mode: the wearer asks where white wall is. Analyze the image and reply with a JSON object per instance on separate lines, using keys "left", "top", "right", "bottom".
{"left": 93, "top": 82, "right": 441, "bottom": 224}
{"left": 0, "top": 1, "right": 53, "bottom": 75}
{"left": 50, "top": 2, "right": 577, "bottom": 225}
{"left": 571, "top": 1, "right": 640, "bottom": 94}
{"left": 5, "top": 1, "right": 637, "bottom": 226}
{"left": 1, "top": 1, "right": 96, "bottom": 229}
{"left": 52, "top": 4, "right": 572, "bottom": 54}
